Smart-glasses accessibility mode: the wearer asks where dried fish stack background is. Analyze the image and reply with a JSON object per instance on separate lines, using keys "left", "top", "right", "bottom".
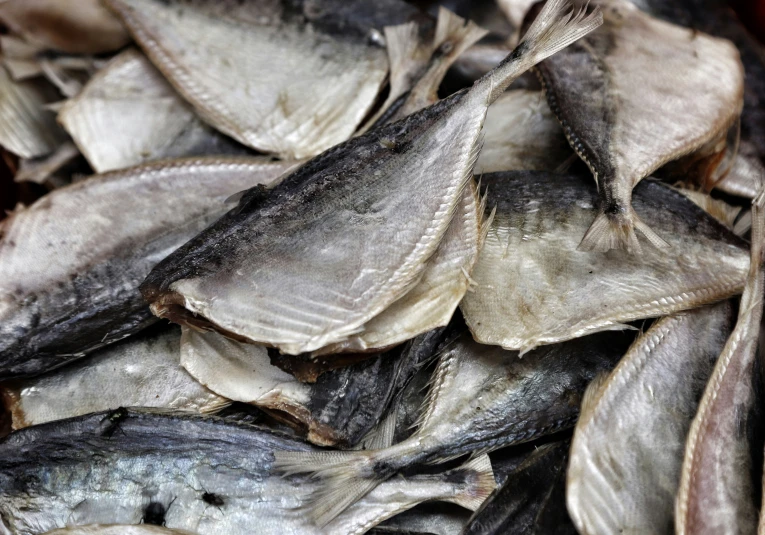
{"left": 0, "top": 0, "right": 764, "bottom": 534}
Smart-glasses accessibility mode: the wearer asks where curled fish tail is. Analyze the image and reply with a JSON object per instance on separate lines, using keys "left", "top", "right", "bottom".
{"left": 445, "top": 454, "right": 497, "bottom": 511}
{"left": 578, "top": 204, "right": 669, "bottom": 253}
{"left": 480, "top": 0, "right": 603, "bottom": 103}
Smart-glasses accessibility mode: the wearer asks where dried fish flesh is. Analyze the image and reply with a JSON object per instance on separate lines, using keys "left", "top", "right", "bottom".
{"left": 0, "top": 157, "right": 293, "bottom": 378}
{"left": 567, "top": 301, "right": 733, "bottom": 534}
{"left": 104, "top": 0, "right": 410, "bottom": 159}
{"left": 676, "top": 193, "right": 765, "bottom": 534}
{"left": 59, "top": 49, "right": 249, "bottom": 173}
{"left": 538, "top": 0, "right": 744, "bottom": 252}
{"left": 460, "top": 171, "right": 749, "bottom": 353}
{"left": 180, "top": 326, "right": 445, "bottom": 447}
{"left": 463, "top": 441, "right": 569, "bottom": 535}
{"left": 273, "top": 328, "right": 632, "bottom": 525}
{"left": 0, "top": 0, "right": 129, "bottom": 55}
{"left": 141, "top": 0, "right": 602, "bottom": 355}
{"left": 0, "top": 409, "right": 494, "bottom": 535}
{"left": 1, "top": 325, "right": 229, "bottom": 432}
{"left": 476, "top": 89, "right": 571, "bottom": 174}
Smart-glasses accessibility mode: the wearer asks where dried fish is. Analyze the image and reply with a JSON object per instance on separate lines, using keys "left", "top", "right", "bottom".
{"left": 104, "top": 0, "right": 417, "bottom": 159}
{"left": 0, "top": 0, "right": 129, "bottom": 55}
{"left": 179, "top": 327, "right": 445, "bottom": 447}
{"left": 463, "top": 441, "right": 569, "bottom": 535}
{"left": 14, "top": 141, "right": 80, "bottom": 184}
{"left": 1, "top": 325, "right": 229, "bottom": 432}
{"left": 674, "top": 189, "right": 742, "bottom": 231}
{"left": 537, "top": 0, "right": 744, "bottom": 252}
{"left": 460, "top": 171, "right": 749, "bottom": 353}
{"left": 141, "top": 0, "right": 602, "bottom": 356}
{"left": 59, "top": 49, "right": 249, "bottom": 173}
{"left": 0, "top": 67, "right": 68, "bottom": 159}
{"left": 273, "top": 328, "right": 632, "bottom": 525}
{"left": 716, "top": 144, "right": 765, "bottom": 200}
{"left": 377, "top": 504, "right": 469, "bottom": 535}
{"left": 676, "top": 193, "right": 765, "bottom": 534}
{"left": 43, "top": 526, "right": 198, "bottom": 535}
{"left": 567, "top": 301, "right": 734, "bottom": 534}
{"left": 0, "top": 157, "right": 293, "bottom": 378}
{"left": 0, "top": 409, "right": 495, "bottom": 535}
{"left": 475, "top": 89, "right": 571, "bottom": 174}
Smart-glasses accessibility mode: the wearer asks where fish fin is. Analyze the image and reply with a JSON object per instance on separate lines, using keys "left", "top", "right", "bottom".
{"left": 734, "top": 210, "right": 752, "bottom": 237}
{"left": 411, "top": 343, "right": 456, "bottom": 432}
{"left": 433, "top": 7, "right": 489, "bottom": 57}
{"left": 445, "top": 454, "right": 497, "bottom": 511}
{"left": 481, "top": 0, "right": 603, "bottom": 103}
{"left": 579, "top": 371, "right": 611, "bottom": 422}
{"left": 578, "top": 206, "right": 669, "bottom": 253}
{"left": 272, "top": 450, "right": 363, "bottom": 476}
{"left": 384, "top": 21, "right": 424, "bottom": 99}
{"left": 361, "top": 409, "right": 398, "bottom": 450}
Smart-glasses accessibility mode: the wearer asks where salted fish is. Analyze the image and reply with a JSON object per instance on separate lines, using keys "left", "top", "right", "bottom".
{"left": 566, "top": 301, "right": 734, "bottom": 534}
{"left": 141, "top": 0, "right": 602, "bottom": 356}
{"left": 0, "top": 157, "right": 293, "bottom": 378}
{"left": 476, "top": 89, "right": 571, "bottom": 174}
{"left": 43, "top": 527, "right": 198, "bottom": 535}
{"left": 460, "top": 171, "right": 749, "bottom": 353}
{"left": 180, "top": 327, "right": 445, "bottom": 447}
{"left": 104, "top": 0, "right": 413, "bottom": 159}
{"left": 1, "top": 325, "right": 229, "bottom": 432}
{"left": 676, "top": 193, "right": 765, "bottom": 534}
{"left": 717, "top": 143, "right": 765, "bottom": 200}
{"left": 537, "top": 0, "right": 744, "bottom": 252}
{"left": 463, "top": 441, "right": 570, "bottom": 535}
{"left": 59, "top": 49, "right": 248, "bottom": 173}
{"left": 0, "top": 0, "right": 129, "bottom": 55}
{"left": 274, "top": 327, "right": 632, "bottom": 525}
{"left": 0, "top": 409, "right": 495, "bottom": 535}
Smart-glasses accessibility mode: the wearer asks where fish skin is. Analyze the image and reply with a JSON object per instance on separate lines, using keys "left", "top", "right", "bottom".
{"left": 273, "top": 327, "right": 633, "bottom": 524}
{"left": 103, "top": 0, "right": 408, "bottom": 159}
{"left": 462, "top": 441, "right": 569, "bottom": 535}
{"left": 567, "top": 301, "right": 734, "bottom": 535}
{"left": 0, "top": 409, "right": 494, "bottom": 535}
{"left": 676, "top": 193, "right": 765, "bottom": 535}
{"left": 377, "top": 504, "right": 470, "bottom": 535}
{"left": 180, "top": 326, "right": 445, "bottom": 447}
{"left": 532, "top": 458, "right": 578, "bottom": 535}
{"left": 0, "top": 157, "right": 293, "bottom": 378}
{"left": 460, "top": 171, "right": 749, "bottom": 353}
{"left": 59, "top": 49, "right": 250, "bottom": 174}
{"left": 537, "top": 0, "right": 744, "bottom": 252}
{"left": 0, "top": 325, "right": 229, "bottom": 432}
{"left": 43, "top": 527, "right": 198, "bottom": 535}
{"left": 140, "top": 0, "right": 603, "bottom": 356}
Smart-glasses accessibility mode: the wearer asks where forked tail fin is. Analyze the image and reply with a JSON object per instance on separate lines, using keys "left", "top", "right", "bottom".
{"left": 476, "top": 0, "right": 603, "bottom": 104}
{"left": 444, "top": 454, "right": 497, "bottom": 511}
{"left": 578, "top": 204, "right": 669, "bottom": 254}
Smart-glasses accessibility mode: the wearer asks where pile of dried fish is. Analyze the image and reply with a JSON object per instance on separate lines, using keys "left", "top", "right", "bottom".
{"left": 0, "top": 0, "right": 764, "bottom": 534}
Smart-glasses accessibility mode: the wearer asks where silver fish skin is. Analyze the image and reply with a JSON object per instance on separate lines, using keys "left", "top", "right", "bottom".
{"left": 567, "top": 301, "right": 734, "bottom": 535}
{"left": 0, "top": 409, "right": 494, "bottom": 535}
{"left": 140, "top": 0, "right": 602, "bottom": 356}
{"left": 676, "top": 193, "right": 765, "bottom": 534}
{"left": 103, "top": 0, "right": 419, "bottom": 159}
{"left": 0, "top": 157, "right": 293, "bottom": 378}
{"left": 59, "top": 49, "right": 250, "bottom": 174}
{"left": 43, "top": 527, "right": 198, "bottom": 535}
{"left": 537, "top": 0, "right": 744, "bottom": 253}
{"left": 273, "top": 327, "right": 633, "bottom": 525}
{"left": 460, "top": 171, "right": 749, "bottom": 353}
{"left": 376, "top": 504, "right": 469, "bottom": 535}
{"left": 0, "top": 325, "right": 229, "bottom": 432}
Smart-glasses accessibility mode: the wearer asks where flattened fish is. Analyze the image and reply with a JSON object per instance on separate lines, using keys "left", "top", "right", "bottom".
{"left": 180, "top": 327, "right": 445, "bottom": 447}
{"left": 59, "top": 49, "right": 248, "bottom": 173}
{"left": 0, "top": 409, "right": 494, "bottom": 535}
{"left": 676, "top": 193, "right": 765, "bottom": 534}
{"left": 274, "top": 328, "right": 632, "bottom": 525}
{"left": 460, "top": 171, "right": 749, "bottom": 353}
{"left": 476, "top": 89, "right": 571, "bottom": 174}
{"left": 141, "top": 0, "right": 602, "bottom": 355}
{"left": 1, "top": 325, "right": 229, "bottom": 432}
{"left": 104, "top": 0, "right": 415, "bottom": 159}
{"left": 0, "top": 0, "right": 129, "bottom": 54}
{"left": 0, "top": 157, "right": 293, "bottom": 378}
{"left": 567, "top": 301, "right": 734, "bottom": 535}
{"left": 537, "top": 0, "right": 744, "bottom": 252}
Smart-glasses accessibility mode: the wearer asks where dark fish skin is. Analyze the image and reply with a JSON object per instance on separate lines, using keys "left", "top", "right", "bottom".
{"left": 463, "top": 441, "right": 569, "bottom": 535}
{"left": 532, "top": 457, "right": 577, "bottom": 535}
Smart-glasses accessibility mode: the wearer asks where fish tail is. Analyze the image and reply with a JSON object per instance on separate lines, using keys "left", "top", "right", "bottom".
{"left": 480, "top": 0, "right": 603, "bottom": 103}
{"left": 432, "top": 7, "right": 489, "bottom": 61}
{"left": 444, "top": 454, "right": 497, "bottom": 511}
{"left": 578, "top": 205, "right": 669, "bottom": 253}
{"left": 273, "top": 447, "right": 402, "bottom": 527}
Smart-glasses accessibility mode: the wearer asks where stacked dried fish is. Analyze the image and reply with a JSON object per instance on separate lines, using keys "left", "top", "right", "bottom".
{"left": 0, "top": 0, "right": 764, "bottom": 534}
